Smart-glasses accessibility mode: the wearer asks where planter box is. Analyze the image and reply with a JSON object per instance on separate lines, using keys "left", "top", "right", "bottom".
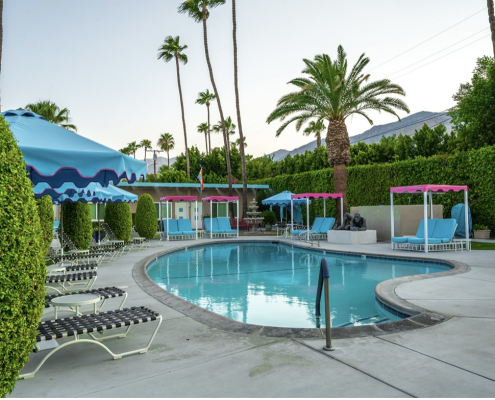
{"left": 473, "top": 230, "right": 491, "bottom": 239}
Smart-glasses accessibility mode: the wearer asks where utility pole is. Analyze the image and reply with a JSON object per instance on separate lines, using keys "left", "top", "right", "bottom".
{"left": 489, "top": 0, "right": 495, "bottom": 58}
{"left": 152, "top": 149, "right": 163, "bottom": 176}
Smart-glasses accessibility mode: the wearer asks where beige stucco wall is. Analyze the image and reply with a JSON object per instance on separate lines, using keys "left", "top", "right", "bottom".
{"left": 350, "top": 205, "right": 444, "bottom": 241}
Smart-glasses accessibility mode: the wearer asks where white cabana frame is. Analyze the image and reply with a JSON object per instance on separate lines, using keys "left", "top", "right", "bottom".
{"left": 390, "top": 184, "right": 470, "bottom": 253}
{"left": 159, "top": 196, "right": 198, "bottom": 241}
{"left": 290, "top": 193, "right": 344, "bottom": 241}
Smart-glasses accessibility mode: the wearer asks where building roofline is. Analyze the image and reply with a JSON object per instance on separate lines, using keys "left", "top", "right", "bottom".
{"left": 117, "top": 182, "right": 269, "bottom": 189}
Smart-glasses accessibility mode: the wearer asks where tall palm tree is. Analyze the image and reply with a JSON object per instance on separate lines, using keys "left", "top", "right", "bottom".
{"left": 197, "top": 122, "right": 209, "bottom": 154}
{"left": 267, "top": 46, "right": 409, "bottom": 222}
{"left": 231, "top": 0, "right": 248, "bottom": 218}
{"left": 127, "top": 141, "right": 141, "bottom": 158}
{"left": 157, "top": 36, "right": 190, "bottom": 176}
{"left": 213, "top": 116, "right": 236, "bottom": 148}
{"left": 25, "top": 100, "right": 78, "bottom": 131}
{"left": 489, "top": 0, "right": 495, "bottom": 58}
{"left": 196, "top": 89, "right": 216, "bottom": 154}
{"left": 303, "top": 119, "right": 326, "bottom": 148}
{"left": 140, "top": 139, "right": 152, "bottom": 161}
{"left": 158, "top": 133, "right": 175, "bottom": 170}
{"left": 178, "top": 0, "right": 234, "bottom": 202}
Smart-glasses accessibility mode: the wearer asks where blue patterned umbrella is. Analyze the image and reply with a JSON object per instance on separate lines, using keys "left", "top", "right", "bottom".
{"left": 3, "top": 109, "right": 146, "bottom": 187}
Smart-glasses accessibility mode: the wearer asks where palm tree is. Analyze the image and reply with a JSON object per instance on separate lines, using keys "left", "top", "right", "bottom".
{"left": 25, "top": 100, "right": 78, "bottom": 131}
{"left": 303, "top": 120, "right": 326, "bottom": 148}
{"left": 197, "top": 122, "right": 209, "bottom": 154}
{"left": 140, "top": 139, "right": 152, "bottom": 161}
{"left": 158, "top": 133, "right": 175, "bottom": 170}
{"left": 235, "top": 136, "right": 247, "bottom": 151}
{"left": 127, "top": 141, "right": 141, "bottom": 158}
{"left": 157, "top": 36, "right": 190, "bottom": 176}
{"left": 195, "top": 89, "right": 216, "bottom": 154}
{"left": 267, "top": 46, "right": 409, "bottom": 222}
{"left": 213, "top": 116, "right": 236, "bottom": 148}
{"left": 178, "top": 0, "right": 234, "bottom": 202}
{"left": 231, "top": 0, "right": 248, "bottom": 218}
{"left": 119, "top": 145, "right": 132, "bottom": 156}
{"left": 489, "top": 0, "right": 495, "bottom": 58}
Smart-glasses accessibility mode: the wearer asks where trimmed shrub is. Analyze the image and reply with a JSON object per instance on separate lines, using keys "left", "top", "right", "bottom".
{"left": 135, "top": 194, "right": 157, "bottom": 239}
{"left": 36, "top": 195, "right": 54, "bottom": 255}
{"left": 104, "top": 202, "right": 132, "bottom": 241}
{"left": 0, "top": 116, "right": 45, "bottom": 396}
{"left": 61, "top": 202, "right": 93, "bottom": 249}
{"left": 261, "top": 210, "right": 276, "bottom": 225}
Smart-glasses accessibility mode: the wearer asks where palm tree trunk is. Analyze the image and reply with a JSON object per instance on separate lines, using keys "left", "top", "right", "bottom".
{"left": 317, "top": 133, "right": 321, "bottom": 148}
{"left": 207, "top": 102, "right": 211, "bottom": 155}
{"left": 167, "top": 149, "right": 170, "bottom": 170}
{"left": 202, "top": 6, "right": 233, "bottom": 202}
{"left": 144, "top": 147, "right": 147, "bottom": 162}
{"left": 232, "top": 0, "right": 248, "bottom": 219}
{"left": 175, "top": 54, "right": 190, "bottom": 176}
{"left": 489, "top": 0, "right": 495, "bottom": 58}
{"left": 326, "top": 120, "right": 351, "bottom": 224}
{"left": 205, "top": 133, "right": 208, "bottom": 154}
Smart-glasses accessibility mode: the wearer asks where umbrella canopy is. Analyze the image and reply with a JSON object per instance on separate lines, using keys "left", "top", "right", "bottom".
{"left": 261, "top": 191, "right": 307, "bottom": 207}
{"left": 3, "top": 109, "right": 146, "bottom": 187}
{"left": 34, "top": 182, "right": 138, "bottom": 204}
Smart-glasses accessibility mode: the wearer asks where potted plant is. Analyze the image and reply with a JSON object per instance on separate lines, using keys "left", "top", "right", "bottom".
{"left": 473, "top": 224, "right": 491, "bottom": 239}
{"left": 261, "top": 210, "right": 276, "bottom": 231}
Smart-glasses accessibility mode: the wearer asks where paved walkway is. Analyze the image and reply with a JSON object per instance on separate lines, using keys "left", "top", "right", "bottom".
{"left": 11, "top": 238, "right": 495, "bottom": 398}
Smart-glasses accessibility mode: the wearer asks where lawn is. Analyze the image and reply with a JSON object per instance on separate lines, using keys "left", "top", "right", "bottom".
{"left": 471, "top": 241, "right": 495, "bottom": 250}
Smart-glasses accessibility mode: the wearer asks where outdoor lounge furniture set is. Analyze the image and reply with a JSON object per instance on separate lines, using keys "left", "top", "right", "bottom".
{"left": 291, "top": 217, "right": 336, "bottom": 240}
{"left": 203, "top": 217, "right": 238, "bottom": 238}
{"left": 161, "top": 218, "right": 198, "bottom": 241}
{"left": 391, "top": 218, "right": 466, "bottom": 251}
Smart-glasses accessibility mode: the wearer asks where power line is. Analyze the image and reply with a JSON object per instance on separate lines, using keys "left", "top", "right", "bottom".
{"left": 368, "top": 7, "right": 487, "bottom": 73}
{"left": 349, "top": 111, "right": 451, "bottom": 143}
{"left": 387, "top": 28, "right": 489, "bottom": 79}
{"left": 392, "top": 34, "right": 490, "bottom": 80}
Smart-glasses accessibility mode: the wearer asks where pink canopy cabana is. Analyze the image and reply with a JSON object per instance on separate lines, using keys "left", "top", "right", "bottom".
{"left": 390, "top": 184, "right": 469, "bottom": 252}
{"left": 159, "top": 195, "right": 198, "bottom": 241}
{"left": 290, "top": 193, "right": 344, "bottom": 238}
{"left": 202, "top": 196, "right": 239, "bottom": 237}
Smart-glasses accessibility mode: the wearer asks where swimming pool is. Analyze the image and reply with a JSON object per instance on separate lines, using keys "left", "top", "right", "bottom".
{"left": 146, "top": 242, "right": 451, "bottom": 328}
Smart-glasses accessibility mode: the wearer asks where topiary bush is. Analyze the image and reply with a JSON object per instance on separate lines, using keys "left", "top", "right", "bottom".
{"left": 61, "top": 202, "right": 93, "bottom": 249}
{"left": 0, "top": 115, "right": 45, "bottom": 395}
{"left": 36, "top": 195, "right": 54, "bottom": 255}
{"left": 104, "top": 202, "right": 132, "bottom": 241}
{"left": 135, "top": 194, "right": 157, "bottom": 239}
{"left": 261, "top": 210, "right": 276, "bottom": 225}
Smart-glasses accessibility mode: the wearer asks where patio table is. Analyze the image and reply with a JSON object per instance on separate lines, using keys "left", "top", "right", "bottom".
{"left": 51, "top": 293, "right": 102, "bottom": 319}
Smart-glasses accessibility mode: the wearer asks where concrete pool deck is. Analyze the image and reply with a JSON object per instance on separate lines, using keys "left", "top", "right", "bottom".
{"left": 10, "top": 238, "right": 495, "bottom": 398}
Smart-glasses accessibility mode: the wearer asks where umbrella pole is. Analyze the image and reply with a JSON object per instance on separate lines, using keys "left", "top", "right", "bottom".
{"left": 98, "top": 203, "right": 101, "bottom": 246}
{"left": 60, "top": 205, "right": 64, "bottom": 260}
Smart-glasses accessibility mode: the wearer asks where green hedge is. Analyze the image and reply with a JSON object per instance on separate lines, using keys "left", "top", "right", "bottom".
{"left": 36, "top": 195, "right": 54, "bottom": 255}
{"left": 104, "top": 202, "right": 132, "bottom": 241}
{"left": 0, "top": 116, "right": 45, "bottom": 395}
{"left": 61, "top": 202, "right": 93, "bottom": 249}
{"left": 256, "top": 145, "right": 495, "bottom": 234}
{"left": 135, "top": 194, "right": 157, "bottom": 239}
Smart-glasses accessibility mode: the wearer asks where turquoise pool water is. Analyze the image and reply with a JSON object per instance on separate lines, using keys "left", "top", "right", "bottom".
{"left": 147, "top": 242, "right": 450, "bottom": 328}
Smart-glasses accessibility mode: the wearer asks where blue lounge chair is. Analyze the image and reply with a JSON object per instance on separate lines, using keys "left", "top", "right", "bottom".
{"left": 291, "top": 217, "right": 324, "bottom": 238}
{"left": 217, "top": 218, "right": 237, "bottom": 237}
{"left": 177, "top": 219, "right": 197, "bottom": 240}
{"left": 392, "top": 219, "right": 437, "bottom": 244}
{"left": 204, "top": 218, "right": 221, "bottom": 238}
{"left": 393, "top": 218, "right": 460, "bottom": 251}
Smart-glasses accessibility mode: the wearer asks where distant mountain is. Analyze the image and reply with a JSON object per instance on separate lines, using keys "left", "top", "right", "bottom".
{"left": 145, "top": 156, "right": 176, "bottom": 175}
{"left": 267, "top": 111, "right": 452, "bottom": 161}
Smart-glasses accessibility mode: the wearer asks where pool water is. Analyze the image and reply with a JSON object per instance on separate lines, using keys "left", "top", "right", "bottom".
{"left": 147, "top": 242, "right": 450, "bottom": 328}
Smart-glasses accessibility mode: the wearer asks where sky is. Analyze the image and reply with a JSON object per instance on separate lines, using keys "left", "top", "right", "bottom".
{"left": 2, "top": 0, "right": 492, "bottom": 164}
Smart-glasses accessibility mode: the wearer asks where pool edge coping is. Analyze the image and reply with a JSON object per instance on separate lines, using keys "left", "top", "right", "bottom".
{"left": 132, "top": 239, "right": 470, "bottom": 339}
